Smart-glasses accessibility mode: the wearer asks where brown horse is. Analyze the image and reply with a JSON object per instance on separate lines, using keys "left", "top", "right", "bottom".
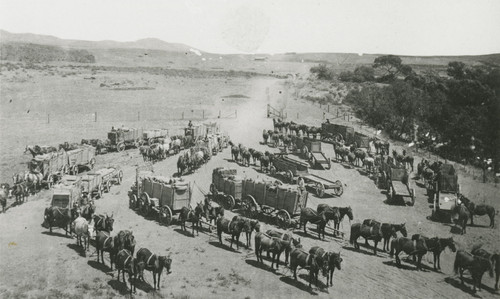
{"left": 254, "top": 232, "right": 285, "bottom": 269}
{"left": 95, "top": 231, "right": 118, "bottom": 270}
{"left": 178, "top": 205, "right": 202, "bottom": 236}
{"left": 216, "top": 216, "right": 246, "bottom": 250}
{"left": 454, "top": 249, "right": 493, "bottom": 292}
{"left": 471, "top": 246, "right": 500, "bottom": 291}
{"left": 116, "top": 230, "right": 136, "bottom": 256}
{"left": 299, "top": 208, "right": 328, "bottom": 240}
{"left": 350, "top": 222, "right": 387, "bottom": 255}
{"left": 324, "top": 251, "right": 342, "bottom": 287}
{"left": 411, "top": 234, "right": 456, "bottom": 270}
{"left": 233, "top": 216, "right": 260, "bottom": 248}
{"left": 265, "top": 230, "right": 300, "bottom": 265}
{"left": 42, "top": 206, "right": 78, "bottom": 236}
{"left": 115, "top": 249, "right": 140, "bottom": 294}
{"left": 136, "top": 248, "right": 172, "bottom": 290}
{"left": 460, "top": 195, "right": 496, "bottom": 228}
{"left": 453, "top": 204, "right": 470, "bottom": 234}
{"left": 289, "top": 246, "right": 320, "bottom": 288}
{"left": 390, "top": 237, "right": 428, "bottom": 270}
{"left": 316, "top": 204, "right": 341, "bottom": 236}
{"left": 93, "top": 214, "right": 114, "bottom": 233}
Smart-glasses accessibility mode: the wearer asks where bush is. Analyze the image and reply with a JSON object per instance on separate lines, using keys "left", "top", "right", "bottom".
{"left": 310, "top": 64, "right": 334, "bottom": 80}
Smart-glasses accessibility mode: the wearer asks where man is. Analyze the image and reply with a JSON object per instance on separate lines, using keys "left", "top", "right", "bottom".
{"left": 298, "top": 176, "right": 305, "bottom": 193}
{"left": 188, "top": 120, "right": 193, "bottom": 128}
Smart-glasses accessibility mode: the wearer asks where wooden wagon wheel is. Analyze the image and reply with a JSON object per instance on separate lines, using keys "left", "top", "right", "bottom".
{"left": 334, "top": 180, "right": 343, "bottom": 196}
{"left": 315, "top": 182, "right": 325, "bottom": 198}
{"left": 286, "top": 170, "right": 294, "bottom": 183}
{"left": 104, "top": 180, "right": 111, "bottom": 193}
{"left": 225, "top": 195, "right": 236, "bottom": 210}
{"left": 409, "top": 188, "right": 415, "bottom": 206}
{"left": 117, "top": 142, "right": 126, "bottom": 152}
{"left": 129, "top": 194, "right": 137, "bottom": 208}
{"left": 140, "top": 192, "right": 150, "bottom": 214}
{"left": 159, "top": 206, "right": 173, "bottom": 225}
{"left": 117, "top": 170, "right": 123, "bottom": 185}
{"left": 243, "top": 195, "right": 259, "bottom": 218}
{"left": 276, "top": 209, "right": 291, "bottom": 229}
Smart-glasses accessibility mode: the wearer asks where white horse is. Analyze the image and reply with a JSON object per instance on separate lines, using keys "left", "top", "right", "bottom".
{"left": 71, "top": 216, "right": 91, "bottom": 252}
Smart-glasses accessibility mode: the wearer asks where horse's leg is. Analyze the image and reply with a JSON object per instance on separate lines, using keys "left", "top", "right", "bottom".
{"left": 395, "top": 250, "right": 401, "bottom": 266}
{"left": 153, "top": 272, "right": 157, "bottom": 290}
{"left": 373, "top": 240, "right": 378, "bottom": 255}
{"left": 433, "top": 252, "right": 438, "bottom": 270}
{"left": 470, "top": 214, "right": 474, "bottom": 226}
{"left": 459, "top": 268, "right": 464, "bottom": 285}
{"left": 157, "top": 272, "right": 161, "bottom": 289}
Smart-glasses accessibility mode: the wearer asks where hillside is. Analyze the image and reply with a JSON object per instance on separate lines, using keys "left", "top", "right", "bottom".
{"left": 0, "top": 42, "right": 95, "bottom": 63}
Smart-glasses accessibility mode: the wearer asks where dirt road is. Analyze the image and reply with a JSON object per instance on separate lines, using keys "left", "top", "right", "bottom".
{"left": 1, "top": 77, "right": 498, "bottom": 299}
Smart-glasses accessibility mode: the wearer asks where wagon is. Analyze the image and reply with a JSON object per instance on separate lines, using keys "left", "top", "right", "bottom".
{"left": 66, "top": 145, "right": 96, "bottom": 175}
{"left": 80, "top": 173, "right": 103, "bottom": 199}
{"left": 301, "top": 174, "right": 343, "bottom": 198}
{"left": 29, "top": 151, "right": 68, "bottom": 188}
{"left": 352, "top": 132, "right": 371, "bottom": 149}
{"left": 107, "top": 127, "right": 143, "bottom": 152}
{"left": 302, "top": 139, "right": 331, "bottom": 170}
{"left": 321, "top": 122, "right": 355, "bottom": 144}
{"left": 430, "top": 165, "right": 460, "bottom": 222}
{"left": 270, "top": 154, "right": 310, "bottom": 184}
{"left": 210, "top": 167, "right": 242, "bottom": 210}
{"left": 143, "top": 129, "right": 169, "bottom": 145}
{"left": 131, "top": 175, "right": 192, "bottom": 225}
{"left": 240, "top": 178, "right": 308, "bottom": 229}
{"left": 185, "top": 124, "right": 207, "bottom": 140}
{"left": 91, "top": 167, "right": 123, "bottom": 193}
{"left": 386, "top": 167, "right": 415, "bottom": 206}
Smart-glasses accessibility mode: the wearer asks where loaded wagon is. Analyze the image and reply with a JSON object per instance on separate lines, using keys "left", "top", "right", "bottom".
{"left": 107, "top": 127, "right": 143, "bottom": 152}
{"left": 143, "top": 129, "right": 169, "bottom": 145}
{"left": 92, "top": 167, "right": 123, "bottom": 193}
{"left": 386, "top": 167, "right": 415, "bottom": 206}
{"left": 240, "top": 178, "right": 308, "bottom": 229}
{"left": 321, "top": 122, "right": 355, "bottom": 144}
{"left": 80, "top": 173, "right": 103, "bottom": 199}
{"left": 185, "top": 124, "right": 207, "bottom": 140}
{"left": 66, "top": 145, "right": 96, "bottom": 175}
{"left": 210, "top": 168, "right": 243, "bottom": 210}
{"left": 130, "top": 175, "right": 192, "bottom": 225}
{"left": 29, "top": 151, "right": 68, "bottom": 188}
{"left": 430, "top": 165, "right": 460, "bottom": 222}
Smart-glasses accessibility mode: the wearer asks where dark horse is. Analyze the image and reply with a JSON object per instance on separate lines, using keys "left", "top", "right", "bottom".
{"left": 289, "top": 245, "right": 320, "bottom": 288}
{"left": 115, "top": 249, "right": 140, "bottom": 294}
{"left": 460, "top": 195, "right": 495, "bottom": 228}
{"left": 116, "top": 230, "right": 136, "bottom": 255}
{"left": 350, "top": 222, "right": 388, "bottom": 255}
{"left": 299, "top": 207, "right": 327, "bottom": 240}
{"left": 254, "top": 232, "right": 285, "bottom": 269}
{"left": 199, "top": 201, "right": 224, "bottom": 228}
{"left": 411, "top": 234, "right": 456, "bottom": 270}
{"left": 316, "top": 204, "right": 341, "bottom": 236}
{"left": 95, "top": 230, "right": 118, "bottom": 270}
{"left": 454, "top": 249, "right": 493, "bottom": 293}
{"left": 390, "top": 236, "right": 428, "bottom": 270}
{"left": 471, "top": 246, "right": 500, "bottom": 291}
{"left": 233, "top": 216, "right": 260, "bottom": 248}
{"left": 453, "top": 204, "right": 470, "bottom": 234}
{"left": 216, "top": 216, "right": 246, "bottom": 250}
{"left": 42, "top": 206, "right": 78, "bottom": 236}
{"left": 136, "top": 248, "right": 172, "bottom": 290}
{"left": 265, "top": 230, "right": 300, "bottom": 265}
{"left": 178, "top": 205, "right": 202, "bottom": 236}
{"left": 361, "top": 220, "right": 407, "bottom": 252}
{"left": 93, "top": 214, "right": 114, "bottom": 233}
{"left": 324, "top": 251, "right": 342, "bottom": 287}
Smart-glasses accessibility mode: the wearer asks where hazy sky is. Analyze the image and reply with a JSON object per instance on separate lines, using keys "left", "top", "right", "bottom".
{"left": 1, "top": 0, "right": 499, "bottom": 55}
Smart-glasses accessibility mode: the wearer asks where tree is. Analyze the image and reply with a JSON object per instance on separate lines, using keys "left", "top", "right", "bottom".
{"left": 447, "top": 61, "right": 466, "bottom": 79}
{"left": 310, "top": 64, "right": 334, "bottom": 80}
{"left": 373, "top": 55, "right": 413, "bottom": 81}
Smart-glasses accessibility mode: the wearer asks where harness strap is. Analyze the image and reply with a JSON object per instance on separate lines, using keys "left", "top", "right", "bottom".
{"left": 147, "top": 253, "right": 156, "bottom": 266}
{"left": 227, "top": 221, "right": 231, "bottom": 232}
{"left": 124, "top": 255, "right": 131, "bottom": 266}
{"left": 104, "top": 236, "right": 112, "bottom": 248}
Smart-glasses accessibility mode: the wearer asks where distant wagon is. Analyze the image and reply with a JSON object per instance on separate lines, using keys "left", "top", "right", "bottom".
{"left": 321, "top": 122, "right": 355, "bottom": 144}
{"left": 142, "top": 129, "right": 169, "bottom": 145}
{"left": 301, "top": 138, "right": 331, "bottom": 170}
{"left": 29, "top": 151, "right": 69, "bottom": 188}
{"left": 65, "top": 145, "right": 96, "bottom": 175}
{"left": 430, "top": 164, "right": 460, "bottom": 222}
{"left": 386, "top": 167, "right": 415, "bottom": 206}
{"left": 210, "top": 167, "right": 243, "bottom": 210}
{"left": 107, "top": 127, "right": 143, "bottom": 152}
{"left": 81, "top": 167, "right": 123, "bottom": 199}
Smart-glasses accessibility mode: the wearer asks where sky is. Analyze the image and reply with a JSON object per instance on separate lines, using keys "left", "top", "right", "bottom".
{"left": 1, "top": 0, "right": 499, "bottom": 55}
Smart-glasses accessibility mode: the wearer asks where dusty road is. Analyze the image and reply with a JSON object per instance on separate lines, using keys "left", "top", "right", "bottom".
{"left": 1, "top": 77, "right": 499, "bottom": 299}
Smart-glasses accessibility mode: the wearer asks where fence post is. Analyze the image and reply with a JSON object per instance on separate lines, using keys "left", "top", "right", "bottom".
{"left": 47, "top": 113, "right": 50, "bottom": 124}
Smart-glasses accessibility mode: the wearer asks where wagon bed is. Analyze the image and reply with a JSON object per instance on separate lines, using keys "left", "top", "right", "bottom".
{"left": 387, "top": 168, "right": 415, "bottom": 206}
{"left": 302, "top": 173, "right": 343, "bottom": 197}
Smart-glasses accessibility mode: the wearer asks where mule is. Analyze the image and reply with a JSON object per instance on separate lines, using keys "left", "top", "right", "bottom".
{"left": 79, "top": 202, "right": 96, "bottom": 222}
{"left": 316, "top": 204, "right": 340, "bottom": 236}
{"left": 71, "top": 216, "right": 90, "bottom": 252}
{"left": 199, "top": 201, "right": 224, "bottom": 228}
{"left": 115, "top": 249, "right": 140, "bottom": 294}
{"left": 178, "top": 205, "right": 202, "bottom": 236}
{"left": 411, "top": 234, "right": 456, "bottom": 270}
{"left": 95, "top": 231, "right": 117, "bottom": 270}
{"left": 324, "top": 251, "right": 342, "bottom": 287}
{"left": 136, "top": 248, "right": 172, "bottom": 290}
{"left": 299, "top": 207, "right": 327, "bottom": 240}
{"left": 380, "top": 223, "right": 407, "bottom": 252}
{"left": 471, "top": 246, "right": 500, "bottom": 291}
{"left": 265, "top": 230, "right": 300, "bottom": 265}
{"left": 390, "top": 237, "right": 427, "bottom": 270}
{"left": 216, "top": 216, "right": 246, "bottom": 250}
{"left": 42, "top": 206, "right": 78, "bottom": 236}
{"left": 467, "top": 202, "right": 495, "bottom": 228}
{"left": 453, "top": 204, "right": 470, "bottom": 234}
{"left": 289, "top": 246, "right": 320, "bottom": 288}
{"left": 350, "top": 222, "right": 387, "bottom": 255}
{"left": 93, "top": 214, "right": 114, "bottom": 233}
{"left": 332, "top": 206, "right": 354, "bottom": 233}
{"left": 233, "top": 216, "right": 260, "bottom": 248}
{"left": 116, "top": 230, "right": 136, "bottom": 255}
{"left": 454, "top": 249, "right": 493, "bottom": 292}
{"left": 254, "top": 232, "right": 284, "bottom": 269}
{"left": 177, "top": 153, "right": 189, "bottom": 176}
{"left": 309, "top": 246, "right": 329, "bottom": 286}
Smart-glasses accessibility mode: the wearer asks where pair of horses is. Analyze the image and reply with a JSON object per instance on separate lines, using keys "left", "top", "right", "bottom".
{"left": 350, "top": 219, "right": 407, "bottom": 255}
{"left": 95, "top": 229, "right": 135, "bottom": 270}
{"left": 216, "top": 215, "right": 259, "bottom": 251}
{"left": 454, "top": 246, "right": 498, "bottom": 293}
{"left": 390, "top": 234, "right": 456, "bottom": 271}
{"left": 254, "top": 230, "right": 300, "bottom": 269}
{"left": 300, "top": 205, "right": 354, "bottom": 240}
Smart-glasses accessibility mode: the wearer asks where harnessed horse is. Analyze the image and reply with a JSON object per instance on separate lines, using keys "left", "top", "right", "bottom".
{"left": 136, "top": 248, "right": 172, "bottom": 290}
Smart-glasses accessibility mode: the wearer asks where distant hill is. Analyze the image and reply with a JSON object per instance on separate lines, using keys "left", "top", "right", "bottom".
{"left": 0, "top": 29, "right": 196, "bottom": 53}
{"left": 0, "top": 42, "right": 95, "bottom": 63}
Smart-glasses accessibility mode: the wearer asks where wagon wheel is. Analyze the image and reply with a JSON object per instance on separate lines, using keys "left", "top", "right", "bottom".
{"left": 316, "top": 182, "right": 325, "bottom": 198}
{"left": 333, "top": 180, "right": 344, "bottom": 196}
{"left": 225, "top": 195, "right": 235, "bottom": 210}
{"left": 140, "top": 193, "right": 150, "bottom": 215}
{"left": 104, "top": 181, "right": 111, "bottom": 193}
{"left": 117, "top": 170, "right": 123, "bottom": 185}
{"left": 89, "top": 158, "right": 96, "bottom": 169}
{"left": 408, "top": 188, "right": 415, "bottom": 206}
{"left": 276, "top": 209, "right": 291, "bottom": 229}
{"left": 46, "top": 175, "right": 53, "bottom": 189}
{"left": 243, "top": 195, "right": 258, "bottom": 218}
{"left": 159, "top": 206, "right": 173, "bottom": 225}
{"left": 130, "top": 194, "right": 137, "bottom": 209}
{"left": 286, "top": 170, "right": 294, "bottom": 183}
{"left": 117, "top": 142, "right": 126, "bottom": 152}
{"left": 209, "top": 183, "right": 217, "bottom": 194}
{"left": 270, "top": 166, "right": 277, "bottom": 176}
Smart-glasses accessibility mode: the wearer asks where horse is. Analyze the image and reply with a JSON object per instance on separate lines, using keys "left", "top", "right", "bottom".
{"left": 453, "top": 204, "right": 470, "bottom": 234}
{"left": 471, "top": 246, "right": 500, "bottom": 291}
{"left": 240, "top": 149, "right": 251, "bottom": 167}
{"left": 265, "top": 230, "right": 300, "bottom": 265}
{"left": 364, "top": 156, "right": 375, "bottom": 174}
{"left": 352, "top": 148, "right": 366, "bottom": 167}
{"left": 316, "top": 204, "right": 341, "bottom": 236}
{"left": 116, "top": 230, "right": 136, "bottom": 256}
{"left": 139, "top": 145, "right": 150, "bottom": 161}
{"left": 178, "top": 205, "right": 202, "bottom": 236}
{"left": 454, "top": 249, "right": 493, "bottom": 293}
{"left": 332, "top": 206, "right": 354, "bottom": 233}
{"left": 299, "top": 207, "right": 328, "bottom": 240}
{"left": 412, "top": 234, "right": 456, "bottom": 270}
{"left": 93, "top": 214, "right": 114, "bottom": 233}
{"left": 461, "top": 196, "right": 495, "bottom": 228}
{"left": 11, "top": 182, "right": 27, "bottom": 204}
{"left": 216, "top": 216, "right": 246, "bottom": 250}
{"left": 24, "top": 172, "right": 42, "bottom": 194}
{"left": 136, "top": 248, "right": 172, "bottom": 290}
{"left": 254, "top": 232, "right": 285, "bottom": 269}
{"left": 0, "top": 186, "right": 9, "bottom": 213}
{"left": 390, "top": 237, "right": 428, "bottom": 270}
{"left": 95, "top": 230, "right": 118, "bottom": 270}
{"left": 332, "top": 142, "right": 349, "bottom": 162}
{"left": 79, "top": 202, "right": 96, "bottom": 222}
{"left": 260, "top": 155, "right": 271, "bottom": 172}
{"left": 308, "top": 246, "right": 329, "bottom": 286}
{"left": 251, "top": 150, "right": 264, "bottom": 166}
{"left": 199, "top": 201, "right": 224, "bottom": 227}
{"left": 323, "top": 251, "right": 342, "bottom": 287}
{"left": 350, "top": 222, "right": 387, "bottom": 255}
{"left": 232, "top": 216, "right": 260, "bottom": 248}
{"left": 289, "top": 246, "right": 320, "bottom": 288}
{"left": 115, "top": 249, "right": 140, "bottom": 294}
{"left": 177, "top": 153, "right": 189, "bottom": 176}
{"left": 230, "top": 145, "right": 240, "bottom": 162}
{"left": 262, "top": 130, "right": 269, "bottom": 144}
{"left": 379, "top": 222, "right": 407, "bottom": 252}
{"left": 71, "top": 216, "right": 91, "bottom": 252}
{"left": 42, "top": 206, "right": 78, "bottom": 236}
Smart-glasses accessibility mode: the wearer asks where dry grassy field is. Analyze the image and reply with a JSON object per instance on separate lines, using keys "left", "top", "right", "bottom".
{"left": 0, "top": 58, "right": 499, "bottom": 299}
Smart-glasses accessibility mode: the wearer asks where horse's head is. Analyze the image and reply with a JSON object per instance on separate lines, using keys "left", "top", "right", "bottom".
{"left": 291, "top": 237, "right": 301, "bottom": 247}
{"left": 446, "top": 237, "right": 457, "bottom": 253}
{"left": 105, "top": 214, "right": 114, "bottom": 231}
{"left": 332, "top": 252, "right": 343, "bottom": 270}
{"left": 134, "top": 260, "right": 145, "bottom": 278}
{"left": 251, "top": 220, "right": 260, "bottom": 232}
{"left": 159, "top": 256, "right": 172, "bottom": 274}
{"left": 346, "top": 207, "right": 354, "bottom": 221}
{"left": 399, "top": 223, "right": 408, "bottom": 237}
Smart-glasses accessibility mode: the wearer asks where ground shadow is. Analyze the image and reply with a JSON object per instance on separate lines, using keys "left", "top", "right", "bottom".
{"left": 457, "top": 276, "right": 498, "bottom": 294}
{"left": 293, "top": 230, "right": 327, "bottom": 242}
{"left": 88, "top": 260, "right": 113, "bottom": 274}
{"left": 108, "top": 279, "right": 134, "bottom": 296}
{"left": 444, "top": 277, "right": 482, "bottom": 297}
{"left": 245, "top": 259, "right": 281, "bottom": 275}
{"left": 449, "top": 226, "right": 464, "bottom": 235}
{"left": 66, "top": 243, "right": 87, "bottom": 257}
{"left": 298, "top": 273, "right": 329, "bottom": 293}
{"left": 341, "top": 245, "right": 386, "bottom": 258}
{"left": 41, "top": 231, "right": 72, "bottom": 239}
{"left": 173, "top": 228, "right": 196, "bottom": 238}
{"left": 382, "top": 260, "right": 419, "bottom": 271}
{"left": 279, "top": 276, "right": 318, "bottom": 295}
{"left": 134, "top": 278, "right": 155, "bottom": 293}
{"left": 208, "top": 241, "right": 240, "bottom": 253}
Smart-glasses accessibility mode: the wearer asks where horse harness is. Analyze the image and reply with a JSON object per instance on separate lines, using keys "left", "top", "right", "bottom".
{"left": 138, "top": 248, "right": 157, "bottom": 269}
{"left": 119, "top": 249, "right": 132, "bottom": 266}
